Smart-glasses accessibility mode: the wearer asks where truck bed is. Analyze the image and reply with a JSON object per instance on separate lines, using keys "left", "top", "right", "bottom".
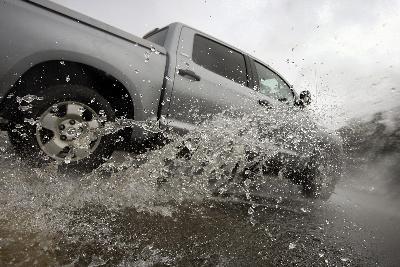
{"left": 27, "top": 0, "right": 162, "bottom": 52}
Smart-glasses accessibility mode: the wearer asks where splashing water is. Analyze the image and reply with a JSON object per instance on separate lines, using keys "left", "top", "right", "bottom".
{"left": 1, "top": 105, "right": 341, "bottom": 225}
{"left": 0, "top": 105, "right": 345, "bottom": 265}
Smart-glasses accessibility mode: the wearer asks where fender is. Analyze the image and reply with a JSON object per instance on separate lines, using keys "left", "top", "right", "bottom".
{"left": 0, "top": 49, "right": 145, "bottom": 120}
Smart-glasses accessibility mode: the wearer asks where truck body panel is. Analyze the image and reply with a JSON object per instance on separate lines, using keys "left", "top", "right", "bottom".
{"left": 0, "top": 0, "right": 167, "bottom": 123}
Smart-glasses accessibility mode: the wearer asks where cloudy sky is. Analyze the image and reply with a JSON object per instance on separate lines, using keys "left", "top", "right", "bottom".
{"left": 52, "top": 0, "right": 400, "bottom": 126}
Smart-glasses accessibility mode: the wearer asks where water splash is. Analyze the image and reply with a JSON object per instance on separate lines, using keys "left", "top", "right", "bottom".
{"left": 0, "top": 105, "right": 347, "bottom": 265}
{"left": 2, "top": 105, "right": 339, "bottom": 222}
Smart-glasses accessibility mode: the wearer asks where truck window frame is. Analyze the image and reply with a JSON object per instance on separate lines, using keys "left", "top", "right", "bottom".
{"left": 143, "top": 26, "right": 169, "bottom": 47}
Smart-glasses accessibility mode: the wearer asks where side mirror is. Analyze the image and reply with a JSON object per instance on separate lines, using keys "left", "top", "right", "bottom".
{"left": 298, "top": 90, "right": 311, "bottom": 107}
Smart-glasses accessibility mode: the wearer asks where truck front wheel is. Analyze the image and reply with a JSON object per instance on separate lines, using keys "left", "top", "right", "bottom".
{"left": 297, "top": 149, "right": 342, "bottom": 200}
{"left": 8, "top": 85, "right": 117, "bottom": 171}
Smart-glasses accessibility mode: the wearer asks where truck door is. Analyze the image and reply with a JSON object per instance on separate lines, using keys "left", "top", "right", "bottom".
{"left": 165, "top": 26, "right": 265, "bottom": 132}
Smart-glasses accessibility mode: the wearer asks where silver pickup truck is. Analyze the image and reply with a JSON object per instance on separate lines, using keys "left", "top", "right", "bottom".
{"left": 0, "top": 0, "right": 341, "bottom": 198}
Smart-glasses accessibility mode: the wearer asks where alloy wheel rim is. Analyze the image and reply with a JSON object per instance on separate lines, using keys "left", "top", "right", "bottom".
{"left": 35, "top": 101, "right": 102, "bottom": 162}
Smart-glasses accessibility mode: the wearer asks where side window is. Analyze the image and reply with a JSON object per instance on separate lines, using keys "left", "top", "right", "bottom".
{"left": 254, "top": 61, "right": 293, "bottom": 102}
{"left": 192, "top": 34, "right": 247, "bottom": 85}
{"left": 144, "top": 27, "right": 168, "bottom": 46}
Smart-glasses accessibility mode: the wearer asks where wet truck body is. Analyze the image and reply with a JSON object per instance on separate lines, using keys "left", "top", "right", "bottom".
{"left": 0, "top": 0, "right": 342, "bottom": 198}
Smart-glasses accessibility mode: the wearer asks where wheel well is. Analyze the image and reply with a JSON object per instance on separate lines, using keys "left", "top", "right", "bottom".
{"left": 3, "top": 60, "right": 134, "bottom": 120}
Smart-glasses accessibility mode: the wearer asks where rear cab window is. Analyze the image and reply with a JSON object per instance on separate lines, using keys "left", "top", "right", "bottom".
{"left": 144, "top": 27, "right": 168, "bottom": 46}
{"left": 192, "top": 34, "right": 247, "bottom": 86}
{"left": 254, "top": 61, "right": 294, "bottom": 103}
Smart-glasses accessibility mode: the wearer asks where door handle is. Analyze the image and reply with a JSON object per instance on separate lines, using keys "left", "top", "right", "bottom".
{"left": 178, "top": 69, "right": 201, "bottom": 81}
{"left": 258, "top": 99, "right": 272, "bottom": 108}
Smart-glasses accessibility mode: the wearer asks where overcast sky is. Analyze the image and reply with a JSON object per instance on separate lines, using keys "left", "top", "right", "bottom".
{"left": 52, "top": 0, "right": 400, "bottom": 126}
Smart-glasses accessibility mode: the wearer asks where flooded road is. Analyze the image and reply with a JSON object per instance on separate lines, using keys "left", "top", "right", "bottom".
{"left": 1, "top": 119, "right": 400, "bottom": 266}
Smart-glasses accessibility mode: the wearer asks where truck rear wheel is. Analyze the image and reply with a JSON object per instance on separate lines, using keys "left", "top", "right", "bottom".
{"left": 8, "top": 85, "right": 118, "bottom": 171}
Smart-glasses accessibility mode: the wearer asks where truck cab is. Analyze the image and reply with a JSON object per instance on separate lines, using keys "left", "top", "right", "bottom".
{"left": 144, "top": 23, "right": 301, "bottom": 133}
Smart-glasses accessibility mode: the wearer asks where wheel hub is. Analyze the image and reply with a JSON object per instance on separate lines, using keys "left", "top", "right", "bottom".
{"left": 59, "top": 119, "right": 83, "bottom": 141}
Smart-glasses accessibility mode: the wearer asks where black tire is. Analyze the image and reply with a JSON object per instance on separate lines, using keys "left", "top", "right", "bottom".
{"left": 299, "top": 149, "right": 343, "bottom": 200}
{"left": 8, "top": 84, "right": 117, "bottom": 172}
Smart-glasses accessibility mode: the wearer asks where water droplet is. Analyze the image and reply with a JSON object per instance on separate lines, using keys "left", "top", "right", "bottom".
{"left": 24, "top": 118, "right": 37, "bottom": 126}
{"left": 51, "top": 105, "right": 58, "bottom": 113}
{"left": 248, "top": 207, "right": 254, "bottom": 215}
{"left": 180, "top": 52, "right": 191, "bottom": 59}
{"left": 16, "top": 94, "right": 43, "bottom": 104}
{"left": 18, "top": 105, "right": 32, "bottom": 112}
{"left": 300, "top": 207, "right": 310, "bottom": 213}
{"left": 144, "top": 51, "right": 151, "bottom": 63}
